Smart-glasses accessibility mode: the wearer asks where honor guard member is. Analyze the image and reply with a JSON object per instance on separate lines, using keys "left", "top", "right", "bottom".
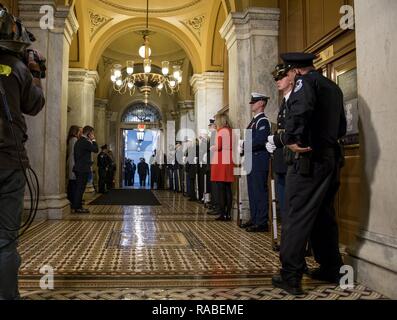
{"left": 266, "top": 64, "right": 294, "bottom": 221}
{"left": 271, "top": 52, "right": 347, "bottom": 295}
{"left": 97, "top": 145, "right": 111, "bottom": 193}
{"left": 241, "top": 93, "right": 271, "bottom": 232}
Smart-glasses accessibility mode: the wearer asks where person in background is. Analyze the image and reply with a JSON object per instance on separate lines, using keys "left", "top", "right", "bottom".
{"left": 266, "top": 64, "right": 295, "bottom": 222}
{"left": 97, "top": 144, "right": 112, "bottom": 194}
{"left": 138, "top": 158, "right": 149, "bottom": 187}
{"left": 241, "top": 93, "right": 271, "bottom": 233}
{"left": 207, "top": 119, "right": 220, "bottom": 216}
{"left": 106, "top": 150, "right": 116, "bottom": 190}
{"left": 131, "top": 159, "right": 136, "bottom": 187}
{"left": 210, "top": 114, "right": 235, "bottom": 221}
{"left": 67, "top": 126, "right": 82, "bottom": 202}
{"left": 72, "top": 126, "right": 99, "bottom": 213}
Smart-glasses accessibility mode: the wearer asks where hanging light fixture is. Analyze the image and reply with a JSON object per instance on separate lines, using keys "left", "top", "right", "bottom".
{"left": 110, "top": 0, "right": 182, "bottom": 103}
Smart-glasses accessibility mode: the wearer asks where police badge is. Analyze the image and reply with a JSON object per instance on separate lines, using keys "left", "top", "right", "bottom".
{"left": 294, "top": 79, "right": 303, "bottom": 93}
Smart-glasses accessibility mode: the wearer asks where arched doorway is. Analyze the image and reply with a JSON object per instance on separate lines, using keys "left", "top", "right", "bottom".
{"left": 118, "top": 102, "right": 164, "bottom": 188}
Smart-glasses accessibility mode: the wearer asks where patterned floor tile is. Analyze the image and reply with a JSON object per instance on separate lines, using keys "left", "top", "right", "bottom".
{"left": 18, "top": 190, "right": 386, "bottom": 300}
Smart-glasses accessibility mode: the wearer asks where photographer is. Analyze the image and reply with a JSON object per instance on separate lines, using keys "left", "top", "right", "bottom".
{"left": 0, "top": 5, "right": 46, "bottom": 300}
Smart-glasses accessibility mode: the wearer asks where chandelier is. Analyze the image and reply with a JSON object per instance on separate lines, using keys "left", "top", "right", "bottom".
{"left": 110, "top": 0, "right": 182, "bottom": 102}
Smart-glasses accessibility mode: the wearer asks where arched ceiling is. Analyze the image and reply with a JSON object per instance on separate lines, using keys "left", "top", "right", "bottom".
{"left": 107, "top": 31, "right": 183, "bottom": 59}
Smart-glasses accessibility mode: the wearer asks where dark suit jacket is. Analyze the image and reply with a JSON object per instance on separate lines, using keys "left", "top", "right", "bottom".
{"left": 138, "top": 162, "right": 149, "bottom": 176}
{"left": 73, "top": 137, "right": 99, "bottom": 173}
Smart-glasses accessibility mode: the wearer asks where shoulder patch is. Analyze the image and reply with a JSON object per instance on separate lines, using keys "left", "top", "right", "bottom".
{"left": 294, "top": 79, "right": 303, "bottom": 93}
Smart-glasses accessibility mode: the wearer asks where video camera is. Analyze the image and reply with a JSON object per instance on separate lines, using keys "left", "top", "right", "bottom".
{"left": 0, "top": 4, "right": 46, "bottom": 78}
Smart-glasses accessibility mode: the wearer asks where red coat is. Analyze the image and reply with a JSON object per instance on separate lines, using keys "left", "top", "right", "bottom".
{"left": 210, "top": 128, "right": 235, "bottom": 183}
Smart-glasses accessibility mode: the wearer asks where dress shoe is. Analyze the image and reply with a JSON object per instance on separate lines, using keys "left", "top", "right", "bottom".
{"left": 239, "top": 221, "right": 253, "bottom": 229}
{"left": 246, "top": 225, "right": 269, "bottom": 233}
{"left": 207, "top": 210, "right": 220, "bottom": 216}
{"left": 272, "top": 275, "right": 304, "bottom": 296}
{"left": 309, "top": 268, "right": 342, "bottom": 284}
{"left": 74, "top": 208, "right": 90, "bottom": 214}
{"left": 215, "top": 215, "right": 226, "bottom": 221}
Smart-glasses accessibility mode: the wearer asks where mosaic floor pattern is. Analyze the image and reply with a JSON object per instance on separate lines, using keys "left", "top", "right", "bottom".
{"left": 18, "top": 190, "right": 386, "bottom": 300}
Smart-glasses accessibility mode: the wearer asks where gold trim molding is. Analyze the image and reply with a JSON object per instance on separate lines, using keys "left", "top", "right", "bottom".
{"left": 181, "top": 15, "right": 205, "bottom": 45}
{"left": 97, "top": 0, "right": 202, "bottom": 13}
{"left": 89, "top": 10, "right": 113, "bottom": 41}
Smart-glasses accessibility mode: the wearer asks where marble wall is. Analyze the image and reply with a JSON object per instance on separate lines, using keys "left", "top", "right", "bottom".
{"left": 190, "top": 72, "right": 224, "bottom": 135}
{"left": 347, "top": 0, "right": 397, "bottom": 299}
{"left": 220, "top": 7, "right": 280, "bottom": 220}
{"left": 19, "top": 0, "right": 78, "bottom": 219}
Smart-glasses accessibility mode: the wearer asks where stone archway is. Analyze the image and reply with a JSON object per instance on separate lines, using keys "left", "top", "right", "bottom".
{"left": 116, "top": 101, "right": 165, "bottom": 187}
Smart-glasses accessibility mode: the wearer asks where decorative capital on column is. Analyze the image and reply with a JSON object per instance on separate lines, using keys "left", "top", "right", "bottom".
{"left": 95, "top": 98, "right": 109, "bottom": 109}
{"left": 190, "top": 72, "right": 224, "bottom": 95}
{"left": 19, "top": 1, "right": 79, "bottom": 44}
{"left": 69, "top": 68, "right": 100, "bottom": 88}
{"left": 106, "top": 111, "right": 113, "bottom": 121}
{"left": 220, "top": 7, "right": 280, "bottom": 50}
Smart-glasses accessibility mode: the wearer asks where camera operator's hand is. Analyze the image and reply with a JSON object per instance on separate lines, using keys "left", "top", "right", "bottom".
{"left": 25, "top": 49, "right": 46, "bottom": 79}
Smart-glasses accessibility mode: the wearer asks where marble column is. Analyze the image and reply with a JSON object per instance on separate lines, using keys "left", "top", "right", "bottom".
{"left": 94, "top": 98, "right": 109, "bottom": 148}
{"left": 346, "top": 0, "right": 397, "bottom": 299}
{"left": 177, "top": 100, "right": 195, "bottom": 141}
{"left": 68, "top": 69, "right": 99, "bottom": 128}
{"left": 190, "top": 72, "right": 224, "bottom": 135}
{"left": 220, "top": 7, "right": 280, "bottom": 220}
{"left": 19, "top": 0, "right": 78, "bottom": 219}
{"left": 67, "top": 69, "right": 99, "bottom": 197}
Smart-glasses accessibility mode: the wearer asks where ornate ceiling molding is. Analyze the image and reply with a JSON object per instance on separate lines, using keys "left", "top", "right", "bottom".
{"left": 181, "top": 15, "right": 205, "bottom": 45}
{"left": 102, "top": 56, "right": 119, "bottom": 71}
{"left": 89, "top": 10, "right": 113, "bottom": 41}
{"left": 97, "top": 0, "right": 202, "bottom": 13}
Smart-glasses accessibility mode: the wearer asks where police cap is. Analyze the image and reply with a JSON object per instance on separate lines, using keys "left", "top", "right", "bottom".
{"left": 280, "top": 52, "right": 316, "bottom": 68}
{"left": 272, "top": 64, "right": 291, "bottom": 81}
{"left": 101, "top": 144, "right": 108, "bottom": 150}
{"left": 249, "top": 93, "right": 270, "bottom": 105}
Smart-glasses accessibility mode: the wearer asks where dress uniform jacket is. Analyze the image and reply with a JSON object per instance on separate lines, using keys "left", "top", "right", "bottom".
{"left": 284, "top": 70, "right": 346, "bottom": 150}
{"left": 247, "top": 112, "right": 271, "bottom": 172}
{"left": 273, "top": 98, "right": 289, "bottom": 175}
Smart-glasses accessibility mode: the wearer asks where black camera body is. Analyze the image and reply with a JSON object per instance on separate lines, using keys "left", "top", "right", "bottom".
{"left": 24, "top": 49, "right": 46, "bottom": 79}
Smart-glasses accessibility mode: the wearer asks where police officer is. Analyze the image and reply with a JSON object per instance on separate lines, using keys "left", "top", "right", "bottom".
{"left": 266, "top": 64, "right": 295, "bottom": 222}
{"left": 0, "top": 5, "right": 46, "bottom": 299}
{"left": 270, "top": 52, "right": 347, "bottom": 295}
{"left": 241, "top": 93, "right": 271, "bottom": 233}
{"left": 97, "top": 145, "right": 111, "bottom": 193}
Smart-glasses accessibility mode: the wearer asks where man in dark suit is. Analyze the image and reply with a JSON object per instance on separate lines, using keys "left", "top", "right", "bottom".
{"left": 138, "top": 158, "right": 149, "bottom": 187}
{"left": 72, "top": 126, "right": 99, "bottom": 213}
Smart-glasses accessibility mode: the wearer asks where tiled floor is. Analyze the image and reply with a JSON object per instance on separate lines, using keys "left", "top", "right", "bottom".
{"left": 18, "top": 190, "right": 386, "bottom": 300}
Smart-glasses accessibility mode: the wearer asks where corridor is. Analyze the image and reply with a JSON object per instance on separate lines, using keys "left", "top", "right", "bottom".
{"left": 18, "top": 191, "right": 384, "bottom": 300}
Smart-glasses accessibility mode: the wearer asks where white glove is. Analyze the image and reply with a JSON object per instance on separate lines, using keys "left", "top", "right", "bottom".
{"left": 268, "top": 135, "right": 275, "bottom": 145}
{"left": 266, "top": 142, "right": 277, "bottom": 154}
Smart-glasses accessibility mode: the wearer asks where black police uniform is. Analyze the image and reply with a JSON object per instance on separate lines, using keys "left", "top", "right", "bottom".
{"left": 272, "top": 96, "right": 289, "bottom": 221}
{"left": 97, "top": 150, "right": 111, "bottom": 193}
{"left": 278, "top": 55, "right": 347, "bottom": 286}
{"left": 246, "top": 111, "right": 271, "bottom": 231}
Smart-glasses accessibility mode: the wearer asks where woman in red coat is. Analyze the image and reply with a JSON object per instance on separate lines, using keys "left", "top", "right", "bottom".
{"left": 210, "top": 114, "right": 235, "bottom": 221}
